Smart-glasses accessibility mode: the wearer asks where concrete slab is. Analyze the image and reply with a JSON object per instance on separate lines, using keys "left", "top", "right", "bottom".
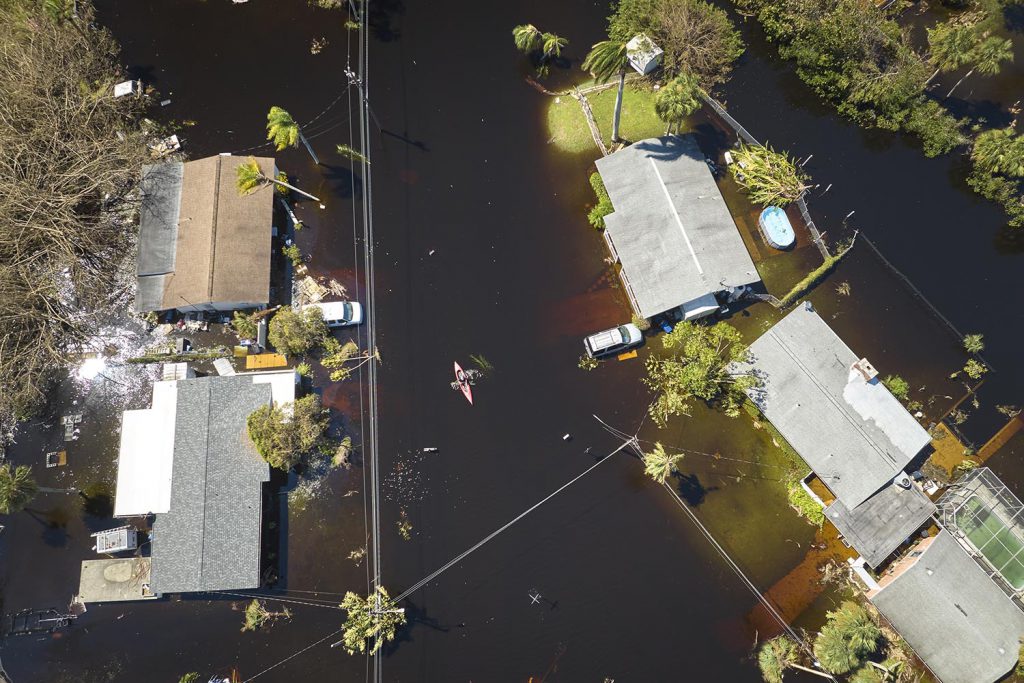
{"left": 78, "top": 558, "right": 157, "bottom": 603}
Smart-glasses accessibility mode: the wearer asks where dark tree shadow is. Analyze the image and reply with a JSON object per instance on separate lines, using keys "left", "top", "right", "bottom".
{"left": 321, "top": 164, "right": 363, "bottom": 200}
{"left": 380, "top": 598, "right": 466, "bottom": 656}
{"left": 674, "top": 472, "right": 717, "bottom": 507}
{"left": 1004, "top": 2, "right": 1024, "bottom": 32}
{"left": 366, "top": 0, "right": 403, "bottom": 42}
{"left": 381, "top": 129, "right": 429, "bottom": 152}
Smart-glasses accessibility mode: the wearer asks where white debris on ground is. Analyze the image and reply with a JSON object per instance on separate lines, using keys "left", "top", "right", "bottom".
{"left": 293, "top": 275, "right": 328, "bottom": 307}
{"left": 327, "top": 278, "right": 347, "bottom": 297}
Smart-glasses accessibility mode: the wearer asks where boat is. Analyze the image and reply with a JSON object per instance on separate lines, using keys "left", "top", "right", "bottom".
{"left": 453, "top": 361, "right": 473, "bottom": 405}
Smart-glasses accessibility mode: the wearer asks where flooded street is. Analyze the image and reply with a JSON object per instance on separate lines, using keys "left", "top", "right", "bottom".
{"left": 0, "top": 0, "right": 1020, "bottom": 681}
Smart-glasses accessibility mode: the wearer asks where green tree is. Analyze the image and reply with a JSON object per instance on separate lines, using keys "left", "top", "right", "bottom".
{"left": 881, "top": 375, "right": 910, "bottom": 402}
{"left": 946, "top": 36, "right": 1014, "bottom": 98}
{"left": 971, "top": 127, "right": 1024, "bottom": 178}
{"left": 247, "top": 394, "right": 330, "bottom": 470}
{"left": 926, "top": 21, "right": 979, "bottom": 83}
{"left": 730, "top": 144, "right": 810, "bottom": 207}
{"left": 267, "top": 306, "right": 327, "bottom": 356}
{"left": 0, "top": 464, "right": 38, "bottom": 514}
{"left": 582, "top": 40, "right": 630, "bottom": 143}
{"left": 813, "top": 601, "right": 881, "bottom": 675}
{"left": 642, "top": 321, "right": 756, "bottom": 427}
{"left": 339, "top": 586, "right": 406, "bottom": 655}
{"left": 266, "top": 105, "right": 320, "bottom": 164}
{"left": 178, "top": 674, "right": 200, "bottom": 683}
{"left": 655, "top": 71, "right": 701, "bottom": 134}
{"left": 758, "top": 635, "right": 832, "bottom": 682}
{"left": 963, "top": 333, "right": 985, "bottom": 354}
{"left": 512, "top": 24, "right": 541, "bottom": 53}
{"left": 542, "top": 32, "right": 568, "bottom": 60}
{"left": 231, "top": 310, "right": 259, "bottom": 339}
{"left": 236, "top": 156, "right": 321, "bottom": 201}
{"left": 642, "top": 443, "right": 685, "bottom": 484}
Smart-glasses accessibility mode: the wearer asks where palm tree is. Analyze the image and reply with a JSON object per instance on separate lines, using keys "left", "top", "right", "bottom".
{"left": 757, "top": 636, "right": 833, "bottom": 682}
{"left": 41, "top": 0, "right": 91, "bottom": 49}
{"left": 642, "top": 443, "right": 685, "bottom": 484}
{"left": 947, "top": 36, "right": 1014, "bottom": 98}
{"left": 541, "top": 32, "right": 567, "bottom": 60}
{"left": 971, "top": 127, "right": 1024, "bottom": 177}
{"left": 0, "top": 464, "right": 39, "bottom": 514}
{"left": 267, "top": 106, "right": 320, "bottom": 165}
{"left": 655, "top": 72, "right": 701, "bottom": 134}
{"left": 512, "top": 24, "right": 542, "bottom": 53}
{"left": 813, "top": 601, "right": 881, "bottom": 674}
{"left": 926, "top": 22, "right": 978, "bottom": 84}
{"left": 236, "top": 157, "right": 321, "bottom": 202}
{"left": 582, "top": 40, "right": 630, "bottom": 143}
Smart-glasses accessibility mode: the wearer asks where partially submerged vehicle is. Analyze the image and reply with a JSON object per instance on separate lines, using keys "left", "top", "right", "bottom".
{"left": 584, "top": 323, "right": 643, "bottom": 359}
{"left": 301, "top": 301, "right": 363, "bottom": 328}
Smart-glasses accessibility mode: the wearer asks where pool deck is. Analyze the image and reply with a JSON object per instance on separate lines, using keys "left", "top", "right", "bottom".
{"left": 78, "top": 557, "right": 157, "bottom": 603}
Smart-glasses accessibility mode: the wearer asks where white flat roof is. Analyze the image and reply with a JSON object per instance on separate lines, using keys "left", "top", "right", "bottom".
{"left": 114, "top": 381, "right": 178, "bottom": 516}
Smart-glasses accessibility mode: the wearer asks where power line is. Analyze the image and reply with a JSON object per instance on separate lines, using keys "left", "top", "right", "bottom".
{"left": 206, "top": 590, "right": 345, "bottom": 611}
{"left": 240, "top": 628, "right": 344, "bottom": 682}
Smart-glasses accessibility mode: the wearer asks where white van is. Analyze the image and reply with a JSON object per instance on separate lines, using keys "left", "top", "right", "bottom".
{"left": 584, "top": 323, "right": 643, "bottom": 358}
{"left": 301, "top": 301, "right": 363, "bottom": 328}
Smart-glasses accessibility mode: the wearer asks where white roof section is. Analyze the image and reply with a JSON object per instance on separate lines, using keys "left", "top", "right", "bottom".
{"left": 870, "top": 530, "right": 1024, "bottom": 683}
{"left": 738, "top": 303, "right": 931, "bottom": 508}
{"left": 248, "top": 369, "right": 298, "bottom": 407}
{"left": 595, "top": 135, "right": 759, "bottom": 319}
{"left": 114, "top": 380, "right": 178, "bottom": 517}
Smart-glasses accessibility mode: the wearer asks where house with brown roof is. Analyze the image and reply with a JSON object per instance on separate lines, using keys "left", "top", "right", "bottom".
{"left": 135, "top": 155, "right": 276, "bottom": 313}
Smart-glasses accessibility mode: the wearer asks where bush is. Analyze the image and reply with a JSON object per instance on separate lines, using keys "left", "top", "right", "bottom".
{"left": 587, "top": 172, "right": 614, "bottom": 229}
{"left": 282, "top": 243, "right": 303, "bottom": 267}
{"left": 788, "top": 484, "right": 825, "bottom": 527}
{"left": 904, "top": 99, "right": 966, "bottom": 157}
{"left": 882, "top": 374, "right": 910, "bottom": 402}
{"left": 247, "top": 394, "right": 330, "bottom": 470}
{"left": 231, "top": 310, "right": 259, "bottom": 339}
{"left": 268, "top": 307, "right": 327, "bottom": 356}
{"left": 963, "top": 358, "right": 987, "bottom": 380}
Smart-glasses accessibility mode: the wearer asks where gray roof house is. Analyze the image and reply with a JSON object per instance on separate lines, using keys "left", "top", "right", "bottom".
{"left": 869, "top": 530, "right": 1024, "bottom": 683}
{"left": 114, "top": 369, "right": 297, "bottom": 594}
{"left": 136, "top": 155, "right": 276, "bottom": 313}
{"left": 594, "top": 135, "right": 760, "bottom": 321}
{"left": 735, "top": 302, "right": 934, "bottom": 567}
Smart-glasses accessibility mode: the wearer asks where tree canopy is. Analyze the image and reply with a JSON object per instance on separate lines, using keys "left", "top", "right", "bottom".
{"left": 608, "top": 0, "right": 743, "bottom": 87}
{"left": 339, "top": 586, "right": 405, "bottom": 655}
{"left": 0, "top": 464, "right": 38, "bottom": 514}
{"left": 643, "top": 321, "right": 756, "bottom": 427}
{"left": 266, "top": 106, "right": 300, "bottom": 151}
{"left": 268, "top": 307, "right": 328, "bottom": 356}
{"left": 582, "top": 39, "right": 629, "bottom": 83}
{"left": 757, "top": 635, "right": 799, "bottom": 683}
{"left": 641, "top": 443, "right": 685, "bottom": 484}
{"left": 247, "top": 394, "right": 330, "bottom": 470}
{"left": 655, "top": 71, "right": 701, "bottom": 133}
{"left": 812, "top": 601, "right": 881, "bottom": 675}
{"left": 730, "top": 144, "right": 810, "bottom": 207}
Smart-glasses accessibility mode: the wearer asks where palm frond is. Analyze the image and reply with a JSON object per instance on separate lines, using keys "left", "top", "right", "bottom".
{"left": 541, "top": 32, "right": 567, "bottom": 59}
{"left": 266, "top": 105, "right": 300, "bottom": 151}
{"left": 581, "top": 40, "right": 628, "bottom": 83}
{"left": 236, "top": 157, "right": 265, "bottom": 196}
{"left": 336, "top": 143, "right": 369, "bottom": 165}
{"left": 512, "top": 24, "right": 541, "bottom": 53}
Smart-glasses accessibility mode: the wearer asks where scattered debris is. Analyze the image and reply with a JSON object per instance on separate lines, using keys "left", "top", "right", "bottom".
{"left": 45, "top": 451, "right": 67, "bottom": 468}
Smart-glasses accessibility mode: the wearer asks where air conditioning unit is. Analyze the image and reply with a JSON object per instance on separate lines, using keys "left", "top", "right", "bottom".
{"left": 893, "top": 472, "right": 913, "bottom": 489}
{"left": 852, "top": 357, "right": 878, "bottom": 382}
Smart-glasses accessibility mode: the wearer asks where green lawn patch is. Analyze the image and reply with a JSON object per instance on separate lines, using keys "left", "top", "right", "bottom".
{"left": 544, "top": 83, "right": 670, "bottom": 156}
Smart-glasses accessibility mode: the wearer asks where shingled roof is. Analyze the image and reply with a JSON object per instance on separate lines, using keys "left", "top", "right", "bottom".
{"left": 737, "top": 302, "right": 931, "bottom": 508}
{"left": 595, "top": 135, "right": 759, "bottom": 319}
{"left": 136, "top": 155, "right": 275, "bottom": 312}
{"left": 148, "top": 376, "right": 272, "bottom": 593}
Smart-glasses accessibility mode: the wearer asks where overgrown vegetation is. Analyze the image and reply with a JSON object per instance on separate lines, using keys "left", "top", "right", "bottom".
{"left": 268, "top": 307, "right": 327, "bottom": 356}
{"left": 882, "top": 375, "right": 910, "bottom": 402}
{"left": 730, "top": 144, "right": 810, "bottom": 207}
{"left": 813, "top": 601, "right": 882, "bottom": 674}
{"left": 0, "top": 464, "right": 38, "bottom": 514}
{"left": 642, "top": 321, "right": 756, "bottom": 427}
{"left": 654, "top": 71, "right": 701, "bottom": 134}
{"left": 320, "top": 338, "right": 375, "bottom": 381}
{"left": 787, "top": 484, "right": 824, "bottom": 527}
{"left": 282, "top": 243, "right": 304, "bottom": 268}
{"left": 734, "top": 0, "right": 966, "bottom": 158}
{"left": 247, "top": 394, "right": 331, "bottom": 470}
{"left": 512, "top": 23, "right": 568, "bottom": 77}
{"left": 966, "top": 126, "right": 1024, "bottom": 228}
{"left": 608, "top": 0, "right": 744, "bottom": 87}
{"left": 0, "top": 0, "right": 149, "bottom": 428}
{"left": 777, "top": 239, "right": 855, "bottom": 308}
{"left": 962, "top": 333, "right": 985, "bottom": 354}
{"left": 588, "top": 172, "right": 614, "bottom": 228}
{"left": 232, "top": 310, "right": 260, "bottom": 339}
{"left": 339, "top": 586, "right": 405, "bottom": 655}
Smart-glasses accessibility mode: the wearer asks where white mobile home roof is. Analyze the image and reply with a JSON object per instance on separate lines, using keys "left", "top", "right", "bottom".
{"left": 738, "top": 303, "right": 931, "bottom": 508}
{"left": 113, "top": 380, "right": 178, "bottom": 517}
{"left": 595, "top": 135, "right": 759, "bottom": 319}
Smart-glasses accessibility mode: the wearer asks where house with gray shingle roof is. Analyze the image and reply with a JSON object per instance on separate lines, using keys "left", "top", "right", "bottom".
{"left": 868, "top": 530, "right": 1024, "bottom": 683}
{"left": 595, "top": 135, "right": 760, "bottom": 321}
{"left": 114, "top": 369, "right": 296, "bottom": 594}
{"left": 734, "top": 302, "right": 934, "bottom": 567}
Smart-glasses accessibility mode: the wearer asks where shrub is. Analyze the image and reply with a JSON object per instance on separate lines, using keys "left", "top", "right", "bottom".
{"left": 631, "top": 313, "right": 651, "bottom": 331}
{"left": 787, "top": 484, "right": 824, "bottom": 527}
{"left": 587, "top": 172, "right": 614, "bottom": 229}
{"left": 282, "top": 243, "right": 303, "bottom": 267}
{"left": 963, "top": 358, "right": 987, "bottom": 380}
{"left": 882, "top": 374, "right": 910, "bottom": 402}
{"left": 231, "top": 310, "right": 259, "bottom": 339}
{"left": 963, "top": 333, "right": 985, "bottom": 354}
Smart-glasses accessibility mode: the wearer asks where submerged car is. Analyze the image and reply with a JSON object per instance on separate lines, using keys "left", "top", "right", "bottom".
{"left": 583, "top": 323, "right": 643, "bottom": 358}
{"left": 301, "top": 301, "right": 364, "bottom": 328}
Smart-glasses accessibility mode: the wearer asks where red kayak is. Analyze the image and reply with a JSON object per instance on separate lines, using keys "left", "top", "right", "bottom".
{"left": 453, "top": 361, "right": 473, "bottom": 405}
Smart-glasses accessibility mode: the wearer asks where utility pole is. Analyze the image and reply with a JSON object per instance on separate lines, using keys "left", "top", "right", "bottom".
{"left": 344, "top": 64, "right": 382, "bottom": 133}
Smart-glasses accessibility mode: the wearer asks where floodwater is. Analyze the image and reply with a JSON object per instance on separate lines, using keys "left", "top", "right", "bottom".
{"left": 0, "top": 1, "right": 1019, "bottom": 682}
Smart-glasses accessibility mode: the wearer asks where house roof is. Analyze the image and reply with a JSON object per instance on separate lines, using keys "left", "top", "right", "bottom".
{"left": 136, "top": 155, "right": 275, "bottom": 312}
{"left": 595, "top": 135, "right": 759, "bottom": 319}
{"left": 826, "top": 483, "right": 935, "bottom": 568}
{"left": 738, "top": 303, "right": 931, "bottom": 509}
{"left": 148, "top": 376, "right": 272, "bottom": 593}
{"left": 113, "top": 380, "right": 178, "bottom": 517}
{"left": 870, "top": 530, "right": 1024, "bottom": 683}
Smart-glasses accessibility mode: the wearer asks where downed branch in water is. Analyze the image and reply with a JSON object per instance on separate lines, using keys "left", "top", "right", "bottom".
{"left": 777, "top": 235, "right": 857, "bottom": 309}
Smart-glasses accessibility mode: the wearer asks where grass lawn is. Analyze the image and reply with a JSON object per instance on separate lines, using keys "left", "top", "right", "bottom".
{"left": 545, "top": 82, "right": 667, "bottom": 156}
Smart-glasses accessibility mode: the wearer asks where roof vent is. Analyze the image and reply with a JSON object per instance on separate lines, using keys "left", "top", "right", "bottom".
{"left": 852, "top": 358, "right": 878, "bottom": 382}
{"left": 893, "top": 473, "right": 913, "bottom": 489}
